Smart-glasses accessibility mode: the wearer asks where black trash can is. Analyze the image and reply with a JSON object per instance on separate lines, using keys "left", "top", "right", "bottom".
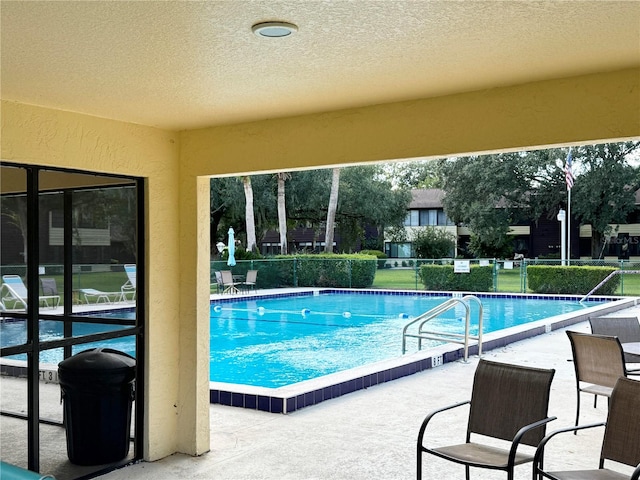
{"left": 58, "top": 348, "right": 135, "bottom": 466}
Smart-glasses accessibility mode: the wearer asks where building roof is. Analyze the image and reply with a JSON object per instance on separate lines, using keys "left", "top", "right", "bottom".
{"left": 409, "top": 189, "right": 445, "bottom": 209}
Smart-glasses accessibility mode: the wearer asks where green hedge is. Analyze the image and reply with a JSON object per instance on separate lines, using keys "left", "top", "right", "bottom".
{"left": 359, "top": 249, "right": 388, "bottom": 269}
{"left": 211, "top": 254, "right": 377, "bottom": 288}
{"left": 418, "top": 265, "right": 493, "bottom": 291}
{"left": 527, "top": 266, "right": 619, "bottom": 295}
{"left": 281, "top": 254, "right": 377, "bottom": 288}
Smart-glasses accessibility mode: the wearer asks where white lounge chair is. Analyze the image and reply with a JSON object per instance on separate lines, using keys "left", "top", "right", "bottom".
{"left": 1, "top": 274, "right": 60, "bottom": 310}
{"left": 79, "top": 288, "right": 121, "bottom": 304}
{"left": 120, "top": 264, "right": 136, "bottom": 301}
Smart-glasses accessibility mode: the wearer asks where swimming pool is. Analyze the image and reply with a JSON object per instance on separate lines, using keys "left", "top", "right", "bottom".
{"left": 209, "top": 291, "right": 602, "bottom": 387}
{"left": 1, "top": 289, "right": 636, "bottom": 413}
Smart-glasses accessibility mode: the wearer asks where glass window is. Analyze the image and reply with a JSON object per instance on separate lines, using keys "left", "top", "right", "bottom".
{"left": 404, "top": 210, "right": 419, "bottom": 226}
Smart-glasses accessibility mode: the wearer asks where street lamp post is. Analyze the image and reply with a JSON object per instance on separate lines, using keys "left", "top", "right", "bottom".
{"left": 216, "top": 241, "right": 225, "bottom": 259}
{"left": 557, "top": 209, "right": 566, "bottom": 266}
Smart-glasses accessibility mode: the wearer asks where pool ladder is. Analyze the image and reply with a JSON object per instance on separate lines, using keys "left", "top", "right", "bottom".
{"left": 401, "top": 295, "right": 483, "bottom": 362}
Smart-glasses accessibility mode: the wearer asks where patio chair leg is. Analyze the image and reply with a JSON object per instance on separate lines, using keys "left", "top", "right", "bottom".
{"left": 574, "top": 392, "right": 581, "bottom": 434}
{"left": 465, "top": 465, "right": 470, "bottom": 480}
{"left": 416, "top": 447, "right": 422, "bottom": 480}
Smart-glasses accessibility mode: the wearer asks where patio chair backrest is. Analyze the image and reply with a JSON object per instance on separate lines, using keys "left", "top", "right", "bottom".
{"left": 40, "top": 278, "right": 58, "bottom": 296}
{"left": 467, "top": 359, "right": 555, "bottom": 447}
{"left": 567, "top": 331, "right": 626, "bottom": 388}
{"left": 245, "top": 270, "right": 258, "bottom": 283}
{"left": 601, "top": 377, "right": 640, "bottom": 467}
{"left": 2, "top": 275, "right": 28, "bottom": 298}
{"left": 589, "top": 316, "right": 640, "bottom": 344}
{"left": 221, "top": 270, "right": 234, "bottom": 284}
{"left": 590, "top": 316, "right": 640, "bottom": 363}
{"left": 124, "top": 264, "right": 137, "bottom": 288}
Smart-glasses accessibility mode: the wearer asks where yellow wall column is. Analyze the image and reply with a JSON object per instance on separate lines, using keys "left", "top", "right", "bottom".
{"left": 176, "top": 172, "right": 211, "bottom": 455}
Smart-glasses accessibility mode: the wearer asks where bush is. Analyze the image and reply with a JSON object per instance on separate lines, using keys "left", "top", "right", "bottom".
{"left": 412, "top": 227, "right": 456, "bottom": 259}
{"left": 275, "top": 254, "right": 377, "bottom": 288}
{"left": 419, "top": 265, "right": 493, "bottom": 292}
{"left": 360, "top": 249, "right": 388, "bottom": 269}
{"left": 527, "top": 266, "right": 619, "bottom": 295}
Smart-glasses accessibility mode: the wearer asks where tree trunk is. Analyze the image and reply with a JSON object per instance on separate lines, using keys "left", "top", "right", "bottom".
{"left": 242, "top": 176, "right": 257, "bottom": 252}
{"left": 592, "top": 230, "right": 605, "bottom": 259}
{"left": 277, "top": 173, "right": 289, "bottom": 255}
{"left": 324, "top": 168, "right": 340, "bottom": 253}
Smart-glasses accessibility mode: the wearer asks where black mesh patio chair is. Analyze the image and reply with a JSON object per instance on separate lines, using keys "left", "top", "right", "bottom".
{"left": 533, "top": 377, "right": 640, "bottom": 480}
{"left": 416, "top": 359, "right": 556, "bottom": 480}
{"left": 589, "top": 316, "right": 640, "bottom": 373}
{"left": 566, "top": 331, "right": 628, "bottom": 429}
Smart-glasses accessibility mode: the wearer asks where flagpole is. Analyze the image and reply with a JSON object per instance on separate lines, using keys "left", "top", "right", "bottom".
{"left": 567, "top": 187, "right": 571, "bottom": 266}
{"left": 564, "top": 147, "right": 573, "bottom": 266}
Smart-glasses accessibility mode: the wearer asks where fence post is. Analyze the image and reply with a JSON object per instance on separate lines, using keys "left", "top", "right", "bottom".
{"left": 521, "top": 259, "right": 528, "bottom": 293}
{"left": 348, "top": 259, "right": 352, "bottom": 288}
{"left": 492, "top": 259, "right": 498, "bottom": 292}
{"left": 293, "top": 257, "right": 297, "bottom": 287}
{"left": 620, "top": 259, "right": 625, "bottom": 296}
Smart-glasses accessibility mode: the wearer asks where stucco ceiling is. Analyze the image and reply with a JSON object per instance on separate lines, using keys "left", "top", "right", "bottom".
{"left": 2, "top": 1, "right": 639, "bottom": 131}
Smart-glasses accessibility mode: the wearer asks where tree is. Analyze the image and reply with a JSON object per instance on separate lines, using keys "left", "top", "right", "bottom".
{"left": 210, "top": 177, "right": 244, "bottom": 253}
{"left": 378, "top": 160, "right": 442, "bottom": 189}
{"left": 324, "top": 168, "right": 340, "bottom": 253}
{"left": 437, "top": 142, "right": 640, "bottom": 258}
{"left": 570, "top": 142, "right": 640, "bottom": 257}
{"left": 412, "top": 227, "right": 456, "bottom": 258}
{"left": 438, "top": 151, "right": 559, "bottom": 257}
{"left": 1, "top": 195, "right": 28, "bottom": 263}
{"left": 242, "top": 176, "right": 257, "bottom": 252}
{"left": 275, "top": 172, "right": 291, "bottom": 254}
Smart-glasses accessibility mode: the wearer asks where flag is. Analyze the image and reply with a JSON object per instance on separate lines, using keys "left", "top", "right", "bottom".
{"left": 564, "top": 148, "right": 575, "bottom": 189}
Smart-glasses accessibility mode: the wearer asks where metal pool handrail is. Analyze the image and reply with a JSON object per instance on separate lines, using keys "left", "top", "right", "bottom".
{"left": 579, "top": 270, "right": 640, "bottom": 303}
{"left": 402, "top": 294, "right": 483, "bottom": 362}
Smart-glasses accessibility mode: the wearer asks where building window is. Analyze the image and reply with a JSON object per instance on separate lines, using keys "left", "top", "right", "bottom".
{"left": 405, "top": 209, "right": 453, "bottom": 227}
{"left": 385, "top": 242, "right": 413, "bottom": 258}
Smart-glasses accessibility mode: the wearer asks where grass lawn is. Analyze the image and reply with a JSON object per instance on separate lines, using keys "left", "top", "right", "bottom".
{"left": 371, "top": 268, "right": 422, "bottom": 290}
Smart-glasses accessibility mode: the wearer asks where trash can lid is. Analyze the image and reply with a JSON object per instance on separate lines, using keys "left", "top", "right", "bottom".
{"left": 58, "top": 348, "right": 135, "bottom": 373}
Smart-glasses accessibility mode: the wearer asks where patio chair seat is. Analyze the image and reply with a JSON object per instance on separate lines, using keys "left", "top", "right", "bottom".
{"left": 539, "top": 470, "right": 632, "bottom": 480}
{"left": 430, "top": 442, "right": 534, "bottom": 468}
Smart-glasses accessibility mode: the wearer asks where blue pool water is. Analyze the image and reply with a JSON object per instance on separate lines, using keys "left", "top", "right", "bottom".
{"left": 1, "top": 292, "right": 604, "bottom": 388}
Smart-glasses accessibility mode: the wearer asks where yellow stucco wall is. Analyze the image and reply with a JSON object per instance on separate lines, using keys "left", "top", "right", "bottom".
{"left": 181, "top": 68, "right": 639, "bottom": 176}
{"left": 0, "top": 101, "right": 188, "bottom": 460}
{"left": 1, "top": 67, "right": 639, "bottom": 462}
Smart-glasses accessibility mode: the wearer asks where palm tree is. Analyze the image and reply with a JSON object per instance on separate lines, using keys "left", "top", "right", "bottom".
{"left": 324, "top": 168, "right": 340, "bottom": 253}
{"left": 276, "top": 172, "right": 291, "bottom": 254}
{"left": 242, "top": 176, "right": 257, "bottom": 252}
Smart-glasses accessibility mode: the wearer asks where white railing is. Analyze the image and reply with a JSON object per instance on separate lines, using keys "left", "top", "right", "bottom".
{"left": 402, "top": 294, "right": 483, "bottom": 362}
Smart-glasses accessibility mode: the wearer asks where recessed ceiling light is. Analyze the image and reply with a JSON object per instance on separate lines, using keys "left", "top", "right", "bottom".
{"left": 252, "top": 21, "right": 298, "bottom": 38}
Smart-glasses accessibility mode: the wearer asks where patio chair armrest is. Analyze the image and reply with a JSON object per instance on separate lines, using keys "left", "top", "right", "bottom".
{"left": 507, "top": 416, "right": 556, "bottom": 467}
{"left": 417, "top": 400, "right": 470, "bottom": 446}
{"left": 532, "top": 421, "right": 606, "bottom": 476}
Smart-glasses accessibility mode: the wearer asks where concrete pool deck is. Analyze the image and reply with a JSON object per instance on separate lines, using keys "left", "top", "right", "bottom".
{"left": 2, "top": 303, "right": 639, "bottom": 479}
{"left": 100, "top": 304, "right": 640, "bottom": 480}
